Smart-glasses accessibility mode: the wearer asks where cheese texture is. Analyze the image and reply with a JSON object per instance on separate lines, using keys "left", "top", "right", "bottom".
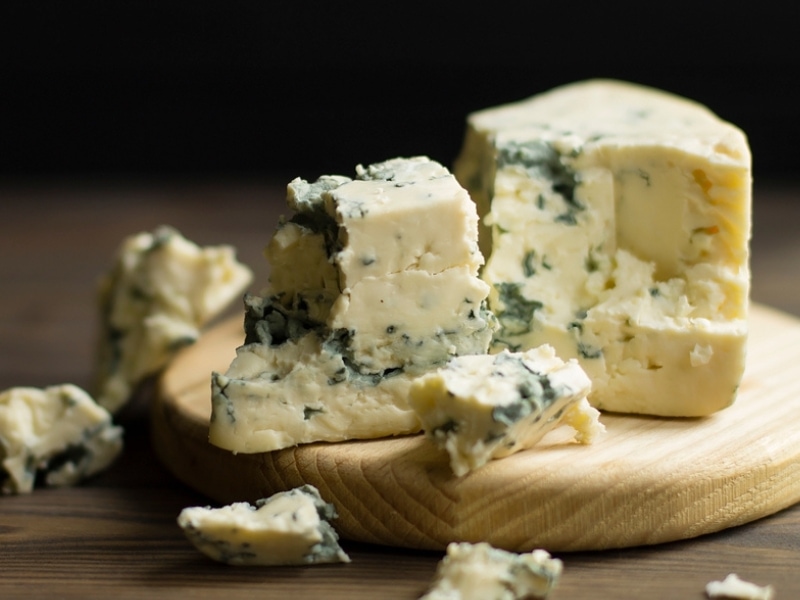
{"left": 177, "top": 484, "right": 350, "bottom": 566}
{"left": 454, "top": 79, "right": 751, "bottom": 417}
{"left": 420, "top": 542, "right": 562, "bottom": 600}
{"left": 705, "top": 574, "right": 775, "bottom": 600}
{"left": 0, "top": 384, "right": 123, "bottom": 494}
{"left": 95, "top": 225, "right": 252, "bottom": 413}
{"left": 409, "top": 346, "right": 601, "bottom": 476}
{"left": 209, "top": 157, "right": 496, "bottom": 453}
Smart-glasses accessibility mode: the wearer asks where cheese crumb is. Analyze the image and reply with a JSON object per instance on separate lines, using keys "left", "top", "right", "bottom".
{"left": 177, "top": 484, "right": 350, "bottom": 566}
{"left": 690, "top": 343, "right": 714, "bottom": 367}
{"left": 705, "top": 573, "right": 775, "bottom": 600}
{"left": 94, "top": 225, "right": 252, "bottom": 413}
{"left": 0, "top": 384, "right": 123, "bottom": 494}
{"left": 420, "top": 541, "right": 562, "bottom": 599}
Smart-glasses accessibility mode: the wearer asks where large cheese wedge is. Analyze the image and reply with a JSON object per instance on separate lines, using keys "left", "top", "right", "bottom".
{"left": 454, "top": 79, "right": 751, "bottom": 416}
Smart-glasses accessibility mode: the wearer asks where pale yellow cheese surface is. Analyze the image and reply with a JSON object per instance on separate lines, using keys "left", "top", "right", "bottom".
{"left": 454, "top": 79, "right": 751, "bottom": 416}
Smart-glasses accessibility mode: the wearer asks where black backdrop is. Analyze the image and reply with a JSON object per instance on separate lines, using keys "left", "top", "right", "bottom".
{"left": 2, "top": 2, "right": 797, "bottom": 181}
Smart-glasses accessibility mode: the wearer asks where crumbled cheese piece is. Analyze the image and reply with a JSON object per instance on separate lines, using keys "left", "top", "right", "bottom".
{"left": 705, "top": 573, "right": 775, "bottom": 600}
{"left": 0, "top": 384, "right": 123, "bottom": 494}
{"left": 420, "top": 542, "right": 562, "bottom": 600}
{"left": 177, "top": 484, "right": 350, "bottom": 566}
{"left": 95, "top": 225, "right": 252, "bottom": 413}
{"left": 409, "top": 345, "right": 601, "bottom": 476}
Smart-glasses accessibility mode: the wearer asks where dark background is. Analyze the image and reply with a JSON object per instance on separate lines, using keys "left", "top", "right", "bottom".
{"left": 2, "top": 2, "right": 797, "bottom": 183}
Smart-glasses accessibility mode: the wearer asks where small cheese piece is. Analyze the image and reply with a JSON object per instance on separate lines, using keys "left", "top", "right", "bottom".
{"left": 409, "top": 345, "right": 601, "bottom": 476}
{"left": 210, "top": 157, "right": 496, "bottom": 453}
{"left": 177, "top": 484, "right": 350, "bottom": 566}
{"left": 705, "top": 573, "right": 775, "bottom": 600}
{"left": 420, "top": 542, "right": 562, "bottom": 600}
{"left": 95, "top": 225, "right": 252, "bottom": 413}
{"left": 454, "top": 79, "right": 751, "bottom": 417}
{"left": 0, "top": 384, "right": 123, "bottom": 494}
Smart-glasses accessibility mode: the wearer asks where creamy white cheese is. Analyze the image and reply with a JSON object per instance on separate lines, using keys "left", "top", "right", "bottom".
{"left": 409, "top": 345, "right": 601, "bottom": 476}
{"left": 210, "top": 157, "right": 496, "bottom": 454}
{"left": 705, "top": 573, "right": 775, "bottom": 600}
{"left": 95, "top": 225, "right": 252, "bottom": 413}
{"left": 177, "top": 484, "right": 350, "bottom": 566}
{"left": 454, "top": 79, "right": 751, "bottom": 416}
{"left": 0, "top": 384, "right": 123, "bottom": 494}
{"left": 210, "top": 318, "right": 419, "bottom": 453}
{"left": 420, "top": 541, "right": 562, "bottom": 600}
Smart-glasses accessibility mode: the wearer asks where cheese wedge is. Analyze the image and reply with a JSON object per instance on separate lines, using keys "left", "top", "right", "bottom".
{"left": 454, "top": 79, "right": 751, "bottom": 416}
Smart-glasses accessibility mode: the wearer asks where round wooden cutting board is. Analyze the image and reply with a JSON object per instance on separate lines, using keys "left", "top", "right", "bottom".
{"left": 151, "top": 303, "right": 800, "bottom": 552}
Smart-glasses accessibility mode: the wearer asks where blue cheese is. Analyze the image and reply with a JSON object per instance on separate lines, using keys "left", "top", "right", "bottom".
{"left": 210, "top": 157, "right": 496, "bottom": 454}
{"left": 209, "top": 299, "right": 419, "bottom": 453}
{"left": 177, "top": 484, "right": 350, "bottom": 566}
{"left": 420, "top": 542, "right": 562, "bottom": 600}
{"left": 454, "top": 80, "right": 751, "bottom": 417}
{"left": 0, "top": 384, "right": 123, "bottom": 494}
{"left": 409, "top": 345, "right": 601, "bottom": 476}
{"left": 95, "top": 225, "right": 252, "bottom": 413}
{"left": 266, "top": 156, "right": 492, "bottom": 371}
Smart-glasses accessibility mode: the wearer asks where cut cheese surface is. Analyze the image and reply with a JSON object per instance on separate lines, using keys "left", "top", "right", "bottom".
{"left": 209, "top": 157, "right": 496, "bottom": 453}
{"left": 209, "top": 319, "right": 419, "bottom": 453}
{"left": 454, "top": 79, "right": 751, "bottom": 416}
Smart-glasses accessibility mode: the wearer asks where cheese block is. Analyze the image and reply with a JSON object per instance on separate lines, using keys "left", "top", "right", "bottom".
{"left": 266, "top": 156, "right": 492, "bottom": 371}
{"left": 209, "top": 157, "right": 497, "bottom": 453}
{"left": 409, "top": 345, "right": 602, "bottom": 476}
{"left": 177, "top": 484, "right": 350, "bottom": 566}
{"left": 0, "top": 384, "right": 123, "bottom": 494}
{"left": 454, "top": 79, "right": 752, "bottom": 416}
{"left": 95, "top": 225, "right": 252, "bottom": 413}
{"left": 420, "top": 542, "right": 562, "bottom": 600}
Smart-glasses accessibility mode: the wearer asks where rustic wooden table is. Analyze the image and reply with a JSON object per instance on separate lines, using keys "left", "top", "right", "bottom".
{"left": 1, "top": 179, "right": 798, "bottom": 599}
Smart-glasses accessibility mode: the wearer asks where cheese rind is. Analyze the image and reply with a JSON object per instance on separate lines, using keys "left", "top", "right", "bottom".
{"left": 210, "top": 157, "right": 496, "bottom": 453}
{"left": 409, "top": 345, "right": 601, "bottom": 476}
{"left": 95, "top": 225, "right": 252, "bottom": 413}
{"left": 177, "top": 484, "right": 350, "bottom": 566}
{"left": 0, "top": 384, "right": 123, "bottom": 494}
{"left": 420, "top": 542, "right": 562, "bottom": 600}
{"left": 454, "top": 79, "right": 751, "bottom": 417}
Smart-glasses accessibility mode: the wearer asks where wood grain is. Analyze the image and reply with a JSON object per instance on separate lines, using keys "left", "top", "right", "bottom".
{"left": 152, "top": 303, "right": 800, "bottom": 553}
